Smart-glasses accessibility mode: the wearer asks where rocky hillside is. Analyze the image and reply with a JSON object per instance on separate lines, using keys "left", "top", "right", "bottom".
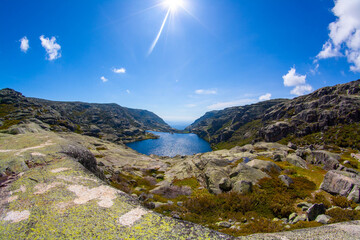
{"left": 0, "top": 88, "right": 173, "bottom": 143}
{"left": 187, "top": 80, "right": 360, "bottom": 149}
{"left": 1, "top": 124, "right": 359, "bottom": 238}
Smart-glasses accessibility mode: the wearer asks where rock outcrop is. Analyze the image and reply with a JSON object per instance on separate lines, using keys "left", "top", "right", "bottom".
{"left": 320, "top": 170, "right": 360, "bottom": 202}
{"left": 186, "top": 80, "right": 360, "bottom": 149}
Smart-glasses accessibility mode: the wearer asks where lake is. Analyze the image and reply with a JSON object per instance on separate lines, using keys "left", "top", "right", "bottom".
{"left": 126, "top": 131, "right": 212, "bottom": 157}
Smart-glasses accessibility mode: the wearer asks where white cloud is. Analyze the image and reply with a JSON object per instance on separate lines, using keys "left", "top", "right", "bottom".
{"left": 316, "top": 0, "right": 360, "bottom": 72}
{"left": 259, "top": 93, "right": 271, "bottom": 101}
{"left": 101, "top": 76, "right": 108, "bottom": 82}
{"left": 113, "top": 68, "right": 126, "bottom": 74}
{"left": 40, "top": 35, "right": 61, "bottom": 61}
{"left": 126, "top": 89, "right": 130, "bottom": 94}
{"left": 283, "top": 66, "right": 313, "bottom": 96}
{"left": 282, "top": 67, "right": 306, "bottom": 87}
{"left": 20, "top": 36, "right": 29, "bottom": 53}
{"left": 207, "top": 98, "right": 255, "bottom": 110}
{"left": 317, "top": 40, "right": 342, "bottom": 59}
{"left": 195, "top": 89, "right": 217, "bottom": 95}
{"left": 290, "top": 84, "right": 313, "bottom": 96}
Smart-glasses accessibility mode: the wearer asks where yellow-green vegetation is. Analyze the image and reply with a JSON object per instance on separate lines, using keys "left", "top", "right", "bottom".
{"left": 326, "top": 208, "right": 360, "bottom": 223}
{"left": 153, "top": 176, "right": 317, "bottom": 236}
{"left": 331, "top": 195, "right": 357, "bottom": 209}
{"left": 0, "top": 119, "right": 21, "bottom": 130}
{"left": 0, "top": 103, "right": 15, "bottom": 118}
{"left": 173, "top": 177, "right": 200, "bottom": 190}
{"left": 340, "top": 152, "right": 359, "bottom": 170}
{"left": 279, "top": 123, "right": 360, "bottom": 150}
{"left": 312, "top": 192, "right": 332, "bottom": 209}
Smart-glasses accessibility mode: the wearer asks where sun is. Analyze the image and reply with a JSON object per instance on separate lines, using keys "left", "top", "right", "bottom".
{"left": 164, "top": 0, "right": 184, "bottom": 11}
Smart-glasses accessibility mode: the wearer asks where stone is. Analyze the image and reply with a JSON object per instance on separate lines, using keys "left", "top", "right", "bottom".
{"left": 320, "top": 170, "right": 360, "bottom": 200}
{"left": 177, "top": 201, "right": 183, "bottom": 207}
{"left": 289, "top": 212, "right": 297, "bottom": 222}
{"left": 279, "top": 175, "right": 294, "bottom": 187}
{"left": 286, "top": 154, "right": 308, "bottom": 169}
{"left": 355, "top": 206, "right": 360, "bottom": 211}
{"left": 292, "top": 214, "right": 307, "bottom": 224}
{"left": 218, "top": 177, "right": 232, "bottom": 192}
{"left": 297, "top": 202, "right": 312, "bottom": 209}
{"left": 216, "top": 221, "right": 231, "bottom": 228}
{"left": 310, "top": 151, "right": 340, "bottom": 170}
{"left": 274, "top": 154, "right": 282, "bottom": 162}
{"left": 315, "top": 214, "right": 331, "bottom": 224}
{"left": 156, "top": 174, "right": 164, "bottom": 180}
{"left": 246, "top": 159, "right": 282, "bottom": 173}
{"left": 343, "top": 160, "right": 350, "bottom": 165}
{"left": 281, "top": 218, "right": 289, "bottom": 224}
{"left": 307, "top": 203, "right": 326, "bottom": 221}
{"left": 154, "top": 202, "right": 166, "bottom": 208}
{"left": 287, "top": 142, "right": 297, "bottom": 150}
{"left": 171, "top": 212, "right": 181, "bottom": 220}
{"left": 232, "top": 180, "right": 252, "bottom": 194}
{"left": 347, "top": 186, "right": 360, "bottom": 203}
{"left": 229, "top": 163, "right": 269, "bottom": 184}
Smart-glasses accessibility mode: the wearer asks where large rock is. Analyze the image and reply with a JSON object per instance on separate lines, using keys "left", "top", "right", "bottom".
{"left": 320, "top": 170, "right": 360, "bottom": 202}
{"left": 348, "top": 186, "right": 360, "bottom": 203}
{"left": 315, "top": 214, "right": 331, "bottom": 224}
{"left": 309, "top": 151, "right": 340, "bottom": 170}
{"left": 307, "top": 203, "right": 326, "bottom": 221}
{"left": 286, "top": 154, "right": 308, "bottom": 169}
{"left": 232, "top": 180, "right": 252, "bottom": 194}
{"left": 230, "top": 163, "right": 269, "bottom": 184}
{"left": 246, "top": 159, "right": 282, "bottom": 173}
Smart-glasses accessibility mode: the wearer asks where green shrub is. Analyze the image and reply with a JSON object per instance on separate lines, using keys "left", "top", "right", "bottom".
{"left": 331, "top": 195, "right": 352, "bottom": 208}
{"left": 327, "top": 208, "right": 360, "bottom": 223}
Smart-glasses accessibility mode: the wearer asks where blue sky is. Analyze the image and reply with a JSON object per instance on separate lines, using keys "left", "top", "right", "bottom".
{"left": 1, "top": 0, "right": 360, "bottom": 126}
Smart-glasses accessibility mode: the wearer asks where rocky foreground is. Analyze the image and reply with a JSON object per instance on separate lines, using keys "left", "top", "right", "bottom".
{"left": 1, "top": 123, "right": 360, "bottom": 239}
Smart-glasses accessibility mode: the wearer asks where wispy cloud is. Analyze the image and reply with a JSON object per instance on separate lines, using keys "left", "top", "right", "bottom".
{"left": 195, "top": 89, "right": 217, "bottom": 95}
{"left": 185, "top": 104, "right": 197, "bottom": 108}
{"left": 207, "top": 98, "right": 255, "bottom": 110}
{"left": 20, "top": 36, "right": 29, "bottom": 53}
{"left": 40, "top": 35, "right": 61, "bottom": 61}
{"left": 283, "top": 66, "right": 313, "bottom": 96}
{"left": 259, "top": 93, "right": 271, "bottom": 101}
{"left": 101, "top": 76, "right": 108, "bottom": 82}
{"left": 316, "top": 0, "right": 360, "bottom": 72}
{"left": 126, "top": 89, "right": 130, "bottom": 94}
{"left": 113, "top": 67, "right": 126, "bottom": 74}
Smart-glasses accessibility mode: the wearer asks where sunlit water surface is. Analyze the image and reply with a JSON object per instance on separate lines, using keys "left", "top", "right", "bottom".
{"left": 126, "top": 131, "right": 212, "bottom": 157}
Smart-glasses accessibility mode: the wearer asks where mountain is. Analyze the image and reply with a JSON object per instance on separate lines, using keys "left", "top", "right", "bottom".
{"left": 187, "top": 80, "right": 360, "bottom": 149}
{"left": 0, "top": 88, "right": 173, "bottom": 143}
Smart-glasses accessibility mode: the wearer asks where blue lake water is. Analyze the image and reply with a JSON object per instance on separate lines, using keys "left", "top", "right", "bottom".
{"left": 126, "top": 131, "right": 212, "bottom": 157}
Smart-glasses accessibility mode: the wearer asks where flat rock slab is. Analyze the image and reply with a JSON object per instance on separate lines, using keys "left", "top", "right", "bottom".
{"left": 242, "top": 220, "right": 360, "bottom": 240}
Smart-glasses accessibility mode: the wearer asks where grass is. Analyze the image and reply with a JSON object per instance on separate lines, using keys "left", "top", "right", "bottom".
{"left": 279, "top": 123, "right": 360, "bottom": 150}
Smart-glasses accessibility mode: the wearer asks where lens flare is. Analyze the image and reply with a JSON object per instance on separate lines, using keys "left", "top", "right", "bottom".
{"left": 148, "top": 0, "right": 186, "bottom": 55}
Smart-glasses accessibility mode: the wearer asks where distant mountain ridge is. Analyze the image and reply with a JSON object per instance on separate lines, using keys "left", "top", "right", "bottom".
{"left": 0, "top": 88, "right": 173, "bottom": 143}
{"left": 187, "top": 79, "right": 360, "bottom": 149}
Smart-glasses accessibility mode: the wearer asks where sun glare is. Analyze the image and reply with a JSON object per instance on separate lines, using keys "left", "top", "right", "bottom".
{"left": 164, "top": 0, "right": 184, "bottom": 11}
